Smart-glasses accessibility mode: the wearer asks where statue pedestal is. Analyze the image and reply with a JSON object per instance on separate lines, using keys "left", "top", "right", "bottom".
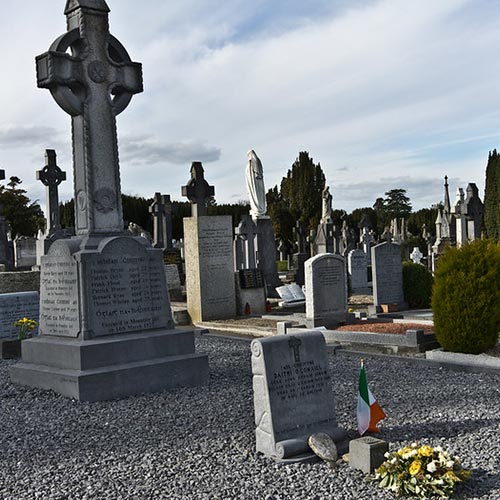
{"left": 255, "top": 218, "right": 281, "bottom": 297}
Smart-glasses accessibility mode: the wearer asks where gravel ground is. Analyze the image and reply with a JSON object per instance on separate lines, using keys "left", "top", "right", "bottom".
{"left": 0, "top": 335, "right": 499, "bottom": 500}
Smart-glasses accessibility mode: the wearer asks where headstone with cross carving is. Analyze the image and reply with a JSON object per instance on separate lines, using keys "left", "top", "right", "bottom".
{"left": 10, "top": 0, "right": 208, "bottom": 402}
{"left": 251, "top": 331, "right": 347, "bottom": 462}
{"left": 182, "top": 163, "right": 236, "bottom": 322}
{"left": 149, "top": 193, "right": 173, "bottom": 249}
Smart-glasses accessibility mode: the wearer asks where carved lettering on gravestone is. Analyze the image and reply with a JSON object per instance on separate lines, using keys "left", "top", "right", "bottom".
{"left": 239, "top": 269, "right": 264, "bottom": 289}
{"left": 0, "top": 292, "right": 39, "bottom": 338}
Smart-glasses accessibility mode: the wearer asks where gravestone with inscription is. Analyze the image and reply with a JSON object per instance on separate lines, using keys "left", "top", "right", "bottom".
{"left": 10, "top": 0, "right": 208, "bottom": 401}
{"left": 164, "top": 263, "right": 182, "bottom": 301}
{"left": 0, "top": 292, "right": 39, "bottom": 338}
{"left": 348, "top": 249, "right": 370, "bottom": 294}
{"left": 251, "top": 331, "right": 347, "bottom": 462}
{"left": 371, "top": 241, "right": 406, "bottom": 311}
{"left": 305, "top": 253, "right": 348, "bottom": 328}
{"left": 183, "top": 162, "right": 236, "bottom": 322}
{"left": 235, "top": 268, "right": 266, "bottom": 315}
{"left": 149, "top": 192, "right": 173, "bottom": 250}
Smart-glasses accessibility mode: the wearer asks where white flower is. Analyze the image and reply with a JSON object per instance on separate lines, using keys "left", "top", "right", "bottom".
{"left": 446, "top": 460, "right": 455, "bottom": 468}
{"left": 402, "top": 449, "right": 418, "bottom": 459}
{"left": 390, "top": 457, "right": 397, "bottom": 464}
{"left": 426, "top": 461, "right": 437, "bottom": 473}
{"left": 434, "top": 446, "right": 443, "bottom": 452}
{"left": 411, "top": 442, "right": 418, "bottom": 448}
{"left": 384, "top": 452, "right": 390, "bottom": 458}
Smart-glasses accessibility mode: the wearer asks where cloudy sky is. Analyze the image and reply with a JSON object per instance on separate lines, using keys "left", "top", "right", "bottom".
{"left": 1, "top": 0, "right": 500, "bottom": 218}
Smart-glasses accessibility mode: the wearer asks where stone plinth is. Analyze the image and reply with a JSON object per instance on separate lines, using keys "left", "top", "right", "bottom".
{"left": 349, "top": 437, "right": 388, "bottom": 473}
{"left": 184, "top": 216, "right": 236, "bottom": 322}
{"left": 255, "top": 218, "right": 281, "bottom": 297}
{"left": 10, "top": 236, "right": 208, "bottom": 401}
{"left": 252, "top": 331, "right": 347, "bottom": 462}
{"left": 305, "top": 253, "right": 347, "bottom": 328}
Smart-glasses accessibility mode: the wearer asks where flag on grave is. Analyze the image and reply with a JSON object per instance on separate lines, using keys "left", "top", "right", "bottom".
{"left": 357, "top": 359, "right": 386, "bottom": 436}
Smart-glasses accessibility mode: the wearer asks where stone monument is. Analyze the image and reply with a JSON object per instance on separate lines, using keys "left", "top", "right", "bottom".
{"left": 10, "top": 0, "right": 208, "bottom": 401}
{"left": 182, "top": 162, "right": 236, "bottom": 322}
{"left": 36, "top": 150, "right": 74, "bottom": 266}
{"left": 245, "top": 150, "right": 281, "bottom": 297}
{"left": 149, "top": 192, "right": 173, "bottom": 250}
{"left": 371, "top": 242, "right": 406, "bottom": 311}
{"left": 13, "top": 236, "right": 37, "bottom": 270}
{"left": 347, "top": 249, "right": 370, "bottom": 294}
{"left": 251, "top": 331, "right": 347, "bottom": 462}
{"left": 304, "top": 253, "right": 348, "bottom": 328}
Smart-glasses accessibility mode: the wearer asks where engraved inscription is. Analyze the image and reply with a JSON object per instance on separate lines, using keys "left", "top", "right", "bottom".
{"left": 88, "top": 254, "right": 169, "bottom": 335}
{"left": 40, "top": 259, "right": 79, "bottom": 337}
{"left": 0, "top": 293, "right": 39, "bottom": 338}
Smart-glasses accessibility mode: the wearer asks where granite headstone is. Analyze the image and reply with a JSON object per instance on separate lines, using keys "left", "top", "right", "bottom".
{"left": 0, "top": 292, "right": 39, "bottom": 338}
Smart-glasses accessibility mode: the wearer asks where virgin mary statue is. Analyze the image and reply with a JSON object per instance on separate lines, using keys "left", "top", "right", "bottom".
{"left": 246, "top": 150, "right": 267, "bottom": 219}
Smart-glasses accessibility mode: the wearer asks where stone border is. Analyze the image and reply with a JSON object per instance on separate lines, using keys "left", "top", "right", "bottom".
{"left": 426, "top": 348, "right": 500, "bottom": 369}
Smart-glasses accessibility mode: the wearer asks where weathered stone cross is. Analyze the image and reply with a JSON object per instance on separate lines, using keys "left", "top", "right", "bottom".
{"left": 181, "top": 162, "right": 215, "bottom": 217}
{"left": 149, "top": 193, "right": 173, "bottom": 249}
{"left": 36, "top": 150, "right": 66, "bottom": 234}
{"left": 35, "top": 0, "right": 143, "bottom": 236}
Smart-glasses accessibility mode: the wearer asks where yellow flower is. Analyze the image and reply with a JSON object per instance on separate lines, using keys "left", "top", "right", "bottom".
{"left": 409, "top": 460, "right": 422, "bottom": 476}
{"left": 418, "top": 445, "right": 433, "bottom": 457}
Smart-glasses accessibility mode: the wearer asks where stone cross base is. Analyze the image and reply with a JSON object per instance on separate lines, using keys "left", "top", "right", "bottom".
{"left": 10, "top": 329, "right": 208, "bottom": 401}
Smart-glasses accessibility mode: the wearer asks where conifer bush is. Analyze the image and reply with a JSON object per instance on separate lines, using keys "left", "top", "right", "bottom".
{"left": 403, "top": 261, "right": 433, "bottom": 309}
{"left": 432, "top": 240, "right": 500, "bottom": 353}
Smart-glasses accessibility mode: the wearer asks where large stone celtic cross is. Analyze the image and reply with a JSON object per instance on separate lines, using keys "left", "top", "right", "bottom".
{"left": 35, "top": 0, "right": 143, "bottom": 236}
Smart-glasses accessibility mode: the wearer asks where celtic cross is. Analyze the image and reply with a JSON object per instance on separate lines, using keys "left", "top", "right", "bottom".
{"left": 149, "top": 193, "right": 173, "bottom": 249}
{"left": 37, "top": 150, "right": 66, "bottom": 234}
{"left": 35, "top": 0, "right": 143, "bottom": 236}
{"left": 181, "top": 162, "right": 215, "bottom": 217}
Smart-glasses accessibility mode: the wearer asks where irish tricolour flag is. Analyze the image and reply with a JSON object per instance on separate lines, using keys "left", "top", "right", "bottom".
{"left": 357, "top": 359, "right": 386, "bottom": 436}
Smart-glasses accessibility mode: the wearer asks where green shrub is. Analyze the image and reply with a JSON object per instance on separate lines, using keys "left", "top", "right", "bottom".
{"left": 432, "top": 239, "right": 500, "bottom": 354}
{"left": 403, "top": 261, "right": 433, "bottom": 309}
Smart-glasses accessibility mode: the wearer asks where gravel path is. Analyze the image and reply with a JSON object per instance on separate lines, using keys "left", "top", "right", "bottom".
{"left": 0, "top": 335, "right": 499, "bottom": 500}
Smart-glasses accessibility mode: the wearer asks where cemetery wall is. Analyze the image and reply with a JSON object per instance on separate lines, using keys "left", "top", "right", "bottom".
{"left": 0, "top": 271, "right": 40, "bottom": 294}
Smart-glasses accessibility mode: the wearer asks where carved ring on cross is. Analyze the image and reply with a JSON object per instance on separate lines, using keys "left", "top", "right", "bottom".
{"left": 44, "top": 29, "right": 138, "bottom": 117}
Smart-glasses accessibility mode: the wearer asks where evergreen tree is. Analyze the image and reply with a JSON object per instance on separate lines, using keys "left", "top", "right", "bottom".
{"left": 267, "top": 151, "right": 326, "bottom": 239}
{"left": 484, "top": 149, "right": 500, "bottom": 240}
{"left": 0, "top": 176, "right": 45, "bottom": 238}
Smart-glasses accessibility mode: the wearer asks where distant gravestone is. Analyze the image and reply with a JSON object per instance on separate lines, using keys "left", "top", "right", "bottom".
{"left": 14, "top": 236, "right": 37, "bottom": 269}
{"left": 348, "top": 249, "right": 369, "bottom": 294}
{"left": 371, "top": 242, "right": 406, "bottom": 310}
{"left": 410, "top": 247, "right": 423, "bottom": 264}
{"left": 251, "top": 331, "right": 346, "bottom": 462}
{"left": 305, "top": 253, "right": 347, "bottom": 328}
{"left": 0, "top": 292, "right": 39, "bottom": 338}
{"left": 149, "top": 193, "right": 173, "bottom": 249}
{"left": 164, "top": 264, "right": 182, "bottom": 301}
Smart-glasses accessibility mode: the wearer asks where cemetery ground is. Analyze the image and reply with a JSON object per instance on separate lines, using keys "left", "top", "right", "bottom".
{"left": 0, "top": 334, "right": 499, "bottom": 500}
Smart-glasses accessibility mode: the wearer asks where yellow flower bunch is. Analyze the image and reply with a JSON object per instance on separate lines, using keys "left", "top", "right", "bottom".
{"left": 13, "top": 317, "right": 38, "bottom": 340}
{"left": 375, "top": 443, "right": 470, "bottom": 498}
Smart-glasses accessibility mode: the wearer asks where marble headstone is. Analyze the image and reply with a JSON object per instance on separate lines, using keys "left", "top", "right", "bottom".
{"left": 305, "top": 253, "right": 348, "bottom": 328}
{"left": 251, "top": 331, "right": 346, "bottom": 462}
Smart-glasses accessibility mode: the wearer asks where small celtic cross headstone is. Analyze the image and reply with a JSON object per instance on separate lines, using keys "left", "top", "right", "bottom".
{"left": 288, "top": 336, "right": 302, "bottom": 363}
{"left": 35, "top": 0, "right": 143, "bottom": 236}
{"left": 37, "top": 150, "right": 66, "bottom": 234}
{"left": 149, "top": 193, "right": 172, "bottom": 249}
{"left": 181, "top": 162, "right": 215, "bottom": 217}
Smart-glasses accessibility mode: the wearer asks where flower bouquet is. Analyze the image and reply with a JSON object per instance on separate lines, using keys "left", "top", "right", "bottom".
{"left": 13, "top": 318, "right": 37, "bottom": 340}
{"left": 374, "top": 443, "right": 470, "bottom": 498}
